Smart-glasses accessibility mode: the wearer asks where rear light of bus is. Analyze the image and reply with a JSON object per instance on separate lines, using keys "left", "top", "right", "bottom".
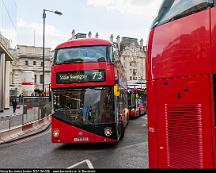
{"left": 53, "top": 129, "right": 60, "bottom": 138}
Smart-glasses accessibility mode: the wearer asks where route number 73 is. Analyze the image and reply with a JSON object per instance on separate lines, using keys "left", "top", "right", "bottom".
{"left": 92, "top": 72, "right": 103, "bottom": 80}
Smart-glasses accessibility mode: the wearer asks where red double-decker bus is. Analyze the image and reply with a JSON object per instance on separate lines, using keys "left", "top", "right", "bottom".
{"left": 127, "top": 83, "right": 146, "bottom": 119}
{"left": 147, "top": 0, "right": 216, "bottom": 168}
{"left": 51, "top": 38, "right": 129, "bottom": 144}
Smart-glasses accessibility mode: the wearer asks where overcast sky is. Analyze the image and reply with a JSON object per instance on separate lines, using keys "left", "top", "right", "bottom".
{"left": 16, "top": 0, "right": 163, "bottom": 49}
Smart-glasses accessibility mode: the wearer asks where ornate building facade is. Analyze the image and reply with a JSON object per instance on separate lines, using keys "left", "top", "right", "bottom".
{"left": 11, "top": 45, "right": 53, "bottom": 96}
{"left": 119, "top": 37, "right": 147, "bottom": 81}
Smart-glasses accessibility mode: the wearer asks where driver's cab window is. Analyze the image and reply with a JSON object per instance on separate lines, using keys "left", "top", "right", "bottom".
{"left": 153, "top": 0, "right": 210, "bottom": 27}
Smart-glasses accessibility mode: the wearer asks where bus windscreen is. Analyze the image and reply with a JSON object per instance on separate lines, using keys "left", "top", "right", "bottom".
{"left": 52, "top": 87, "right": 115, "bottom": 126}
{"left": 152, "top": 0, "right": 210, "bottom": 28}
{"left": 54, "top": 46, "right": 112, "bottom": 65}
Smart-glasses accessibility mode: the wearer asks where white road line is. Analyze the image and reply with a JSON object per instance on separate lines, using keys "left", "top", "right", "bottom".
{"left": 67, "top": 159, "right": 94, "bottom": 169}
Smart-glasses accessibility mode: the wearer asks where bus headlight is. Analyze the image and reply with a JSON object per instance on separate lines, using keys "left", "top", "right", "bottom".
{"left": 53, "top": 129, "right": 60, "bottom": 138}
{"left": 131, "top": 108, "right": 135, "bottom": 112}
{"left": 104, "top": 127, "right": 112, "bottom": 137}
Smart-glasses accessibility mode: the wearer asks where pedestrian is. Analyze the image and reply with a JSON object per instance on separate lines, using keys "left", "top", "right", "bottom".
{"left": 12, "top": 98, "right": 17, "bottom": 113}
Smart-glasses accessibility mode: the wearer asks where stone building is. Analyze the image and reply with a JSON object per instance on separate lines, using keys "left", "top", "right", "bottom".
{"left": 0, "top": 0, "right": 17, "bottom": 111}
{"left": 119, "top": 37, "right": 146, "bottom": 81}
{"left": 11, "top": 45, "right": 53, "bottom": 96}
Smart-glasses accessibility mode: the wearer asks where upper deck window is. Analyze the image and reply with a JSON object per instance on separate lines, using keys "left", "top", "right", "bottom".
{"left": 152, "top": 0, "right": 210, "bottom": 28}
{"left": 53, "top": 46, "right": 112, "bottom": 65}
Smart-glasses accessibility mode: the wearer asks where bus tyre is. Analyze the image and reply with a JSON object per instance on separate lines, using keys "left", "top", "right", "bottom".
{"left": 127, "top": 114, "right": 129, "bottom": 126}
{"left": 120, "top": 123, "right": 125, "bottom": 140}
{"left": 139, "top": 109, "right": 143, "bottom": 116}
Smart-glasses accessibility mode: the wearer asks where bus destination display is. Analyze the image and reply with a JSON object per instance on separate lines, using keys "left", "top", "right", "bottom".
{"left": 57, "top": 70, "right": 105, "bottom": 84}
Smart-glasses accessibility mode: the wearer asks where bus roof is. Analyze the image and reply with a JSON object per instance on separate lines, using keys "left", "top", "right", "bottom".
{"left": 56, "top": 38, "right": 112, "bottom": 49}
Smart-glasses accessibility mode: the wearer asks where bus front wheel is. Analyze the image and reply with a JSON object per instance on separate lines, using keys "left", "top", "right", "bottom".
{"left": 120, "top": 123, "right": 125, "bottom": 140}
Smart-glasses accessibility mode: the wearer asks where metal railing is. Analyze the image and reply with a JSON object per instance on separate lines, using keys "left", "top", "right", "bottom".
{"left": 0, "top": 97, "right": 52, "bottom": 132}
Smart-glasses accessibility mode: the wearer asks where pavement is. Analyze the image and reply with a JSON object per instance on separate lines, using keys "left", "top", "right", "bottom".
{"left": 0, "top": 104, "right": 51, "bottom": 144}
{"left": 0, "top": 106, "right": 23, "bottom": 117}
{"left": 1, "top": 121, "right": 51, "bottom": 144}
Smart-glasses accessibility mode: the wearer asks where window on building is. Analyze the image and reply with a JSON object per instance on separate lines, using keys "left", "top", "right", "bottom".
{"left": 133, "top": 69, "right": 137, "bottom": 75}
{"left": 25, "top": 61, "right": 28, "bottom": 66}
{"left": 40, "top": 75, "right": 44, "bottom": 84}
{"left": 133, "top": 76, "right": 137, "bottom": 80}
{"left": 34, "top": 75, "right": 37, "bottom": 84}
{"left": 130, "top": 76, "right": 132, "bottom": 80}
{"left": 33, "top": 61, "right": 36, "bottom": 65}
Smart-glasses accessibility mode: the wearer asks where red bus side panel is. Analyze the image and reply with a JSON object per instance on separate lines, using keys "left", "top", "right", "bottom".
{"left": 150, "top": 10, "right": 211, "bottom": 80}
{"left": 211, "top": 7, "right": 216, "bottom": 73}
{"left": 146, "top": 30, "right": 154, "bottom": 81}
{"left": 211, "top": 6, "right": 216, "bottom": 167}
{"left": 147, "top": 80, "right": 159, "bottom": 168}
{"left": 157, "top": 75, "right": 213, "bottom": 168}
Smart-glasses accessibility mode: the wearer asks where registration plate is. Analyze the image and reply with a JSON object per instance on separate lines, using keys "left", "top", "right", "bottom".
{"left": 73, "top": 137, "right": 89, "bottom": 142}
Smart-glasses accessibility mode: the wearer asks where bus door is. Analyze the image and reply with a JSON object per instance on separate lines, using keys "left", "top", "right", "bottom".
{"left": 157, "top": 75, "right": 213, "bottom": 168}
{"left": 114, "top": 85, "right": 124, "bottom": 139}
{"left": 93, "top": 87, "right": 117, "bottom": 142}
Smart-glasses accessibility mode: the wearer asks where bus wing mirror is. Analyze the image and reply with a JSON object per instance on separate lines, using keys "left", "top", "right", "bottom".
{"left": 114, "top": 85, "right": 120, "bottom": 97}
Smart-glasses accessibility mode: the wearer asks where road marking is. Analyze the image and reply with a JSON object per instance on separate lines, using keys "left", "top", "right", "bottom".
{"left": 13, "top": 130, "right": 50, "bottom": 145}
{"left": 67, "top": 159, "right": 94, "bottom": 169}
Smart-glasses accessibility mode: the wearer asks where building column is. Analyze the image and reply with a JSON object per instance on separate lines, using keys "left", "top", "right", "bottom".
{"left": 0, "top": 53, "right": 5, "bottom": 112}
{"left": 4, "top": 61, "right": 11, "bottom": 109}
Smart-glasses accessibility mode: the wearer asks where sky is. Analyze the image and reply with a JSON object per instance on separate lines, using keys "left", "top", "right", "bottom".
{"left": 16, "top": 0, "right": 164, "bottom": 49}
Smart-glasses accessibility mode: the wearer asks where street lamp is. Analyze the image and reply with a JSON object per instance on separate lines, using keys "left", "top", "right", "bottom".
{"left": 42, "top": 9, "right": 62, "bottom": 95}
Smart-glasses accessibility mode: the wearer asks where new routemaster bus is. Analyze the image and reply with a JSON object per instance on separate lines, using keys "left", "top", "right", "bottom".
{"left": 147, "top": 0, "right": 216, "bottom": 168}
{"left": 127, "top": 82, "right": 146, "bottom": 118}
{"left": 51, "top": 38, "right": 129, "bottom": 144}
